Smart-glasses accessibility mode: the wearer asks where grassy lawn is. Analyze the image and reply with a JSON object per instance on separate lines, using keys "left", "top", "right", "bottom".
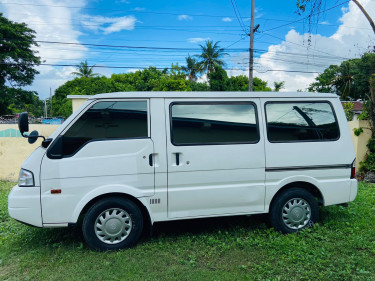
{"left": 1, "top": 181, "right": 375, "bottom": 280}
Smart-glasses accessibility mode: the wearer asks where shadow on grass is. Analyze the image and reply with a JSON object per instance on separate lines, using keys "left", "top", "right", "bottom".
{"left": 152, "top": 213, "right": 269, "bottom": 237}
{"left": 7, "top": 205, "right": 351, "bottom": 251}
{"left": 7, "top": 213, "right": 269, "bottom": 250}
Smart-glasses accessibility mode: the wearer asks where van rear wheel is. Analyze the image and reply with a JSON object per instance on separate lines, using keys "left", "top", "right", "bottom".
{"left": 82, "top": 197, "right": 143, "bottom": 251}
{"left": 270, "top": 188, "right": 318, "bottom": 234}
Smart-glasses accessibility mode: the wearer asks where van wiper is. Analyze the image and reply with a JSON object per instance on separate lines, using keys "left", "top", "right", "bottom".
{"left": 293, "top": 106, "right": 323, "bottom": 139}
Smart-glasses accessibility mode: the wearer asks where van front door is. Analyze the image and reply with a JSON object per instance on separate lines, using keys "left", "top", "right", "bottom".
{"left": 165, "top": 99, "right": 265, "bottom": 218}
{"left": 40, "top": 100, "right": 154, "bottom": 224}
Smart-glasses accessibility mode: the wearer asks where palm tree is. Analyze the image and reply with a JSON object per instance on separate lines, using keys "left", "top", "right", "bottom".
{"left": 274, "top": 81, "right": 285, "bottom": 92}
{"left": 72, "top": 60, "right": 98, "bottom": 78}
{"left": 181, "top": 55, "right": 200, "bottom": 81}
{"left": 333, "top": 61, "right": 354, "bottom": 100}
{"left": 196, "top": 40, "right": 227, "bottom": 75}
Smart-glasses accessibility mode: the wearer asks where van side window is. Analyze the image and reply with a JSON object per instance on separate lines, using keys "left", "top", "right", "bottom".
{"left": 63, "top": 101, "right": 148, "bottom": 156}
{"left": 265, "top": 102, "right": 340, "bottom": 142}
{"left": 171, "top": 102, "right": 259, "bottom": 145}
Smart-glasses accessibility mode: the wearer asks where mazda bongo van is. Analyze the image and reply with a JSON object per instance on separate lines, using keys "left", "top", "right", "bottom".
{"left": 8, "top": 92, "right": 357, "bottom": 250}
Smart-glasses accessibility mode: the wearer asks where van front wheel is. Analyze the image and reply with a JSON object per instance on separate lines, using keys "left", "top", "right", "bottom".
{"left": 82, "top": 198, "right": 143, "bottom": 251}
{"left": 270, "top": 188, "right": 318, "bottom": 234}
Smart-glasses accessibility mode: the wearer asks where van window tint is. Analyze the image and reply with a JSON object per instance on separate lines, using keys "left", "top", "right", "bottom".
{"left": 171, "top": 103, "right": 259, "bottom": 145}
{"left": 266, "top": 102, "right": 339, "bottom": 142}
{"left": 63, "top": 101, "right": 148, "bottom": 155}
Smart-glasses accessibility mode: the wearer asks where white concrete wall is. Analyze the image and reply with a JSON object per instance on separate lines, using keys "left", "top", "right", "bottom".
{"left": 348, "top": 119, "right": 372, "bottom": 164}
{"left": 0, "top": 124, "right": 59, "bottom": 181}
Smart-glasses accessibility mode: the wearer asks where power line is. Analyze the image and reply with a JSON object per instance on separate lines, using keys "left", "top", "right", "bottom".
{"left": 230, "top": 0, "right": 249, "bottom": 35}
{"left": 262, "top": 0, "right": 350, "bottom": 32}
{"left": 5, "top": 8, "right": 373, "bottom": 32}
{"left": 0, "top": 1, "right": 241, "bottom": 18}
{"left": 0, "top": 62, "right": 327, "bottom": 74}
{"left": 261, "top": 32, "right": 348, "bottom": 60}
{"left": 255, "top": 69, "right": 321, "bottom": 74}
{"left": 31, "top": 40, "right": 249, "bottom": 52}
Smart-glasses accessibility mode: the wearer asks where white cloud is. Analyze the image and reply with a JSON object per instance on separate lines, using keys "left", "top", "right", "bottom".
{"left": 188, "top": 37, "right": 210, "bottom": 44}
{"left": 229, "top": 0, "right": 375, "bottom": 92}
{"left": 0, "top": 0, "right": 88, "bottom": 99}
{"left": 126, "top": 68, "right": 141, "bottom": 73}
{"left": 222, "top": 17, "right": 232, "bottom": 22}
{"left": 81, "top": 15, "right": 137, "bottom": 34}
{"left": 320, "top": 21, "right": 330, "bottom": 25}
{"left": 133, "top": 7, "right": 145, "bottom": 11}
{"left": 178, "top": 14, "right": 193, "bottom": 21}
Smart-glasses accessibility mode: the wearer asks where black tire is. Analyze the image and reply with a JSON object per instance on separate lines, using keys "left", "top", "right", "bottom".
{"left": 270, "top": 188, "right": 319, "bottom": 234}
{"left": 82, "top": 197, "right": 143, "bottom": 251}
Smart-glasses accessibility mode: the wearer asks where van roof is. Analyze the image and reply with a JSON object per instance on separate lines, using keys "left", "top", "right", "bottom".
{"left": 88, "top": 92, "right": 338, "bottom": 100}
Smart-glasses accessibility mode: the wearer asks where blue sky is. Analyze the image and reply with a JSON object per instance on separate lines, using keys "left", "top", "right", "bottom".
{"left": 1, "top": 0, "right": 374, "bottom": 99}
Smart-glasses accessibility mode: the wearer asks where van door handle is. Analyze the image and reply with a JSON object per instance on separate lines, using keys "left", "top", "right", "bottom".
{"left": 149, "top": 154, "right": 153, "bottom": 166}
{"left": 175, "top": 153, "right": 180, "bottom": 166}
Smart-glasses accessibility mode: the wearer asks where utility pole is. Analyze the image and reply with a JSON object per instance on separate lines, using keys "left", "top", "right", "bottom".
{"left": 50, "top": 88, "right": 53, "bottom": 117}
{"left": 44, "top": 99, "right": 47, "bottom": 118}
{"left": 248, "top": 0, "right": 255, "bottom": 91}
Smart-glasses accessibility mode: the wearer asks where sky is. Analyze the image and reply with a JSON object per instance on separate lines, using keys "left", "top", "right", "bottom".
{"left": 1, "top": 0, "right": 374, "bottom": 99}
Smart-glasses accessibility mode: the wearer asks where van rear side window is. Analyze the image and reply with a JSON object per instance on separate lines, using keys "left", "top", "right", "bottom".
{"left": 265, "top": 102, "right": 340, "bottom": 142}
{"left": 63, "top": 101, "right": 148, "bottom": 156}
{"left": 171, "top": 102, "right": 259, "bottom": 145}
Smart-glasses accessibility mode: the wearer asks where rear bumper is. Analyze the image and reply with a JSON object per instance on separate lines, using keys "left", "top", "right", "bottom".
{"left": 349, "top": 179, "right": 358, "bottom": 202}
{"left": 8, "top": 185, "right": 42, "bottom": 227}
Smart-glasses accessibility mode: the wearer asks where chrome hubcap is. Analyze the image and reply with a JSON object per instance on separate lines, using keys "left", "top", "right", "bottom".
{"left": 282, "top": 198, "right": 311, "bottom": 230}
{"left": 95, "top": 208, "right": 132, "bottom": 244}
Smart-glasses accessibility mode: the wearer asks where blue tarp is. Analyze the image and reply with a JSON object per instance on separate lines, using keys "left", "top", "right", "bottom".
{"left": 41, "top": 118, "right": 64, "bottom": 124}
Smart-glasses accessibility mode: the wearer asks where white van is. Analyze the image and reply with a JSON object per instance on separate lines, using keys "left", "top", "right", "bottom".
{"left": 8, "top": 92, "right": 357, "bottom": 250}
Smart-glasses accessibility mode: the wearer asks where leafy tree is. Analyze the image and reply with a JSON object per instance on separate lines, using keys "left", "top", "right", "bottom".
{"left": 0, "top": 13, "right": 41, "bottom": 115}
{"left": 197, "top": 40, "right": 227, "bottom": 75}
{"left": 208, "top": 66, "right": 229, "bottom": 91}
{"left": 253, "top": 77, "right": 272, "bottom": 91}
{"left": 71, "top": 60, "right": 98, "bottom": 78}
{"left": 274, "top": 81, "right": 285, "bottom": 92}
{"left": 308, "top": 65, "right": 340, "bottom": 93}
{"left": 168, "top": 63, "right": 187, "bottom": 80}
{"left": 333, "top": 61, "right": 357, "bottom": 100}
{"left": 208, "top": 66, "right": 272, "bottom": 92}
{"left": 7, "top": 89, "right": 43, "bottom": 117}
{"left": 181, "top": 55, "right": 200, "bottom": 81}
{"left": 54, "top": 65, "right": 272, "bottom": 118}
{"left": 308, "top": 53, "right": 375, "bottom": 100}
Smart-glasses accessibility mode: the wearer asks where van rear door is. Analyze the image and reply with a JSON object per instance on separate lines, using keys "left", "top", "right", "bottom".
{"left": 165, "top": 98, "right": 265, "bottom": 218}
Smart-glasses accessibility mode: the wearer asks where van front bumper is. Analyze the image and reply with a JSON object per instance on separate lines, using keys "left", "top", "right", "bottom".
{"left": 8, "top": 185, "right": 43, "bottom": 227}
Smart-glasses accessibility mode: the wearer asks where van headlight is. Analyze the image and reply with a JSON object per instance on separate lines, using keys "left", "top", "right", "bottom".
{"left": 18, "top": 169, "right": 35, "bottom": 187}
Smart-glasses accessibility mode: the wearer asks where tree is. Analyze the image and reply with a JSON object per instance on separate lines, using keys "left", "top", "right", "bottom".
{"left": 197, "top": 40, "right": 227, "bottom": 75}
{"left": 181, "top": 55, "right": 200, "bottom": 81}
{"left": 71, "top": 60, "right": 98, "bottom": 78}
{"left": 274, "top": 81, "right": 285, "bottom": 92}
{"left": 0, "top": 13, "right": 41, "bottom": 115}
{"left": 308, "top": 65, "right": 340, "bottom": 93}
{"left": 308, "top": 53, "right": 375, "bottom": 100}
{"left": 208, "top": 65, "right": 272, "bottom": 92}
{"left": 332, "top": 61, "right": 355, "bottom": 100}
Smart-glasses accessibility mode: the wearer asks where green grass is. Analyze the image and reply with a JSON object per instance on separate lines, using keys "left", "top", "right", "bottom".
{"left": 1, "top": 181, "right": 375, "bottom": 280}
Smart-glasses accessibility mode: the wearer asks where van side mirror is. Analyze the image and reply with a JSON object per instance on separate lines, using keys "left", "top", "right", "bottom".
{"left": 28, "top": 130, "right": 39, "bottom": 144}
{"left": 18, "top": 112, "right": 46, "bottom": 143}
{"left": 18, "top": 112, "right": 29, "bottom": 136}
